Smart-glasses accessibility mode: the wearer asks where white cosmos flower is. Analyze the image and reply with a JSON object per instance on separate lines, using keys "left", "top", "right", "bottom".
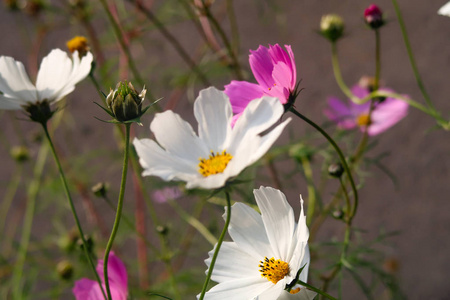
{"left": 438, "top": 1, "right": 450, "bottom": 16}
{"left": 200, "top": 186, "right": 315, "bottom": 300}
{"left": 0, "top": 49, "right": 93, "bottom": 110}
{"left": 133, "top": 87, "right": 291, "bottom": 190}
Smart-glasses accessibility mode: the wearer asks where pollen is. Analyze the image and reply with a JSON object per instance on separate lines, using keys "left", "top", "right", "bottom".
{"left": 290, "top": 287, "right": 301, "bottom": 294}
{"left": 356, "top": 113, "right": 371, "bottom": 126}
{"left": 66, "top": 36, "right": 89, "bottom": 55}
{"left": 198, "top": 150, "right": 233, "bottom": 177}
{"left": 259, "top": 257, "right": 290, "bottom": 284}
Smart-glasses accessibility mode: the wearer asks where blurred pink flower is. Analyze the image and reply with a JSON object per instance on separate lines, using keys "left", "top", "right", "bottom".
{"left": 73, "top": 252, "right": 128, "bottom": 300}
{"left": 324, "top": 85, "right": 409, "bottom": 136}
{"left": 152, "top": 186, "right": 183, "bottom": 203}
{"left": 225, "top": 44, "right": 297, "bottom": 125}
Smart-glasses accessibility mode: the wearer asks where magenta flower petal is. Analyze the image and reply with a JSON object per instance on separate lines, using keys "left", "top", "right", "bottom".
{"left": 249, "top": 45, "right": 276, "bottom": 91}
{"left": 324, "top": 97, "right": 357, "bottom": 129}
{"left": 224, "top": 80, "right": 264, "bottom": 114}
{"left": 367, "top": 95, "right": 409, "bottom": 136}
{"left": 73, "top": 252, "right": 128, "bottom": 300}
{"left": 268, "top": 44, "right": 297, "bottom": 90}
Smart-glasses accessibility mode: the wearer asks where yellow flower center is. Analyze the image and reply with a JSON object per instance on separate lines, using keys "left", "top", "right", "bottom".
{"left": 356, "top": 113, "right": 371, "bottom": 126}
{"left": 198, "top": 150, "right": 233, "bottom": 177}
{"left": 66, "top": 36, "right": 89, "bottom": 54}
{"left": 259, "top": 257, "right": 290, "bottom": 284}
{"left": 290, "top": 287, "right": 301, "bottom": 294}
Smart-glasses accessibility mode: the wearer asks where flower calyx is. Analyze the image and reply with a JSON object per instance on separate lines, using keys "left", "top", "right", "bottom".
{"left": 22, "top": 99, "right": 56, "bottom": 125}
{"left": 96, "top": 81, "right": 153, "bottom": 125}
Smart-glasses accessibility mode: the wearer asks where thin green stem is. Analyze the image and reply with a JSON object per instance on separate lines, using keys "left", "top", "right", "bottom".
{"left": 11, "top": 145, "right": 47, "bottom": 299}
{"left": 198, "top": 190, "right": 232, "bottom": 300}
{"left": 301, "top": 157, "right": 316, "bottom": 226}
{"left": 391, "top": 0, "right": 434, "bottom": 109}
{"left": 289, "top": 108, "right": 359, "bottom": 221}
{"left": 103, "top": 123, "right": 131, "bottom": 300}
{"left": 42, "top": 123, "right": 106, "bottom": 300}
{"left": 339, "top": 177, "right": 351, "bottom": 221}
{"left": 331, "top": 42, "right": 354, "bottom": 100}
{"left": 374, "top": 29, "right": 381, "bottom": 91}
{"left": 296, "top": 280, "right": 338, "bottom": 300}
{"left": 98, "top": 0, "right": 149, "bottom": 95}
{"left": 0, "top": 164, "right": 23, "bottom": 237}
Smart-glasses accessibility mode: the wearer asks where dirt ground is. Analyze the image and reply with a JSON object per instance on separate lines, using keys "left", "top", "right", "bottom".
{"left": 0, "top": 0, "right": 449, "bottom": 299}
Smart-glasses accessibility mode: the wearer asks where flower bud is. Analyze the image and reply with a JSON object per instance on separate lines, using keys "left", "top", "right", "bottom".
{"left": 91, "top": 182, "right": 108, "bottom": 198}
{"left": 10, "top": 146, "right": 30, "bottom": 163}
{"left": 328, "top": 162, "right": 344, "bottom": 178}
{"left": 66, "top": 36, "right": 89, "bottom": 57}
{"left": 106, "top": 81, "right": 147, "bottom": 123}
{"left": 3, "top": 0, "right": 21, "bottom": 10}
{"left": 156, "top": 225, "right": 169, "bottom": 236}
{"left": 56, "top": 260, "right": 74, "bottom": 280}
{"left": 320, "top": 14, "right": 345, "bottom": 42}
{"left": 332, "top": 209, "right": 344, "bottom": 220}
{"left": 364, "top": 4, "right": 384, "bottom": 29}
{"left": 24, "top": 0, "right": 44, "bottom": 17}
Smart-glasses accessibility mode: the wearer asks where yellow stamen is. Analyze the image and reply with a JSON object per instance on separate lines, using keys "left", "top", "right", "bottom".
{"left": 66, "top": 36, "right": 89, "bottom": 55}
{"left": 290, "top": 287, "right": 301, "bottom": 294}
{"left": 356, "top": 113, "right": 371, "bottom": 126}
{"left": 198, "top": 150, "right": 233, "bottom": 177}
{"left": 259, "top": 257, "right": 290, "bottom": 284}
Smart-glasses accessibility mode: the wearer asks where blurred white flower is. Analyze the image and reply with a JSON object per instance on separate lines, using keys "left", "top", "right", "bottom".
{"left": 438, "top": 1, "right": 450, "bottom": 16}
{"left": 133, "top": 87, "right": 291, "bottom": 190}
{"left": 0, "top": 49, "right": 93, "bottom": 110}
{"left": 200, "top": 186, "right": 315, "bottom": 300}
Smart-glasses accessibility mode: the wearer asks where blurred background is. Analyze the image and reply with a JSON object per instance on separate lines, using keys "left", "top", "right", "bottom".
{"left": 0, "top": 0, "right": 449, "bottom": 299}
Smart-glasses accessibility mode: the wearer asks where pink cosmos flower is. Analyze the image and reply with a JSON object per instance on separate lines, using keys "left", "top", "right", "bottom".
{"left": 225, "top": 44, "right": 297, "bottom": 125}
{"left": 73, "top": 252, "right": 128, "bottom": 300}
{"left": 324, "top": 85, "right": 409, "bottom": 136}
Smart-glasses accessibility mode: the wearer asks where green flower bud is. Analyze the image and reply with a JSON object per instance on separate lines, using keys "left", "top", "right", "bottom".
{"left": 106, "top": 81, "right": 147, "bottom": 123}
{"left": 156, "top": 225, "right": 169, "bottom": 236}
{"left": 10, "top": 146, "right": 30, "bottom": 163}
{"left": 56, "top": 260, "right": 74, "bottom": 280}
{"left": 320, "top": 14, "right": 345, "bottom": 42}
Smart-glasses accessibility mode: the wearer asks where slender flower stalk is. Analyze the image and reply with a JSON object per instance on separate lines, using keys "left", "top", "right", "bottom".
{"left": 42, "top": 122, "right": 106, "bottom": 300}
{"left": 289, "top": 107, "right": 358, "bottom": 220}
{"left": 103, "top": 123, "right": 131, "bottom": 300}
{"left": 198, "top": 190, "right": 232, "bottom": 300}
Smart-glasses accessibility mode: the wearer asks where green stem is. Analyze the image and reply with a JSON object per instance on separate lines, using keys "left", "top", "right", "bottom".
{"left": 296, "top": 280, "right": 338, "bottom": 300}
{"left": 374, "top": 29, "right": 381, "bottom": 91}
{"left": 331, "top": 42, "right": 354, "bottom": 100}
{"left": 391, "top": 0, "right": 435, "bottom": 110}
{"left": 301, "top": 157, "right": 316, "bottom": 226}
{"left": 168, "top": 200, "right": 217, "bottom": 246}
{"left": 42, "top": 123, "right": 106, "bottom": 300}
{"left": 11, "top": 145, "right": 48, "bottom": 299}
{"left": 198, "top": 190, "right": 232, "bottom": 300}
{"left": 0, "top": 164, "right": 23, "bottom": 237}
{"left": 103, "top": 123, "right": 131, "bottom": 300}
{"left": 289, "top": 108, "right": 359, "bottom": 221}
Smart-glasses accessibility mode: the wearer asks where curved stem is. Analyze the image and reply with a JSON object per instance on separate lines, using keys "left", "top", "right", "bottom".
{"left": 42, "top": 123, "right": 106, "bottom": 300}
{"left": 103, "top": 123, "right": 131, "bottom": 300}
{"left": 296, "top": 280, "right": 338, "bottom": 300}
{"left": 391, "top": 0, "right": 435, "bottom": 110}
{"left": 331, "top": 42, "right": 354, "bottom": 100}
{"left": 198, "top": 190, "right": 232, "bottom": 300}
{"left": 374, "top": 29, "right": 381, "bottom": 91}
{"left": 289, "top": 108, "right": 359, "bottom": 221}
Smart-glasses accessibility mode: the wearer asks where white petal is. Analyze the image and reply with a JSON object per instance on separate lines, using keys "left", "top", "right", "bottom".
{"left": 226, "top": 203, "right": 275, "bottom": 259}
{"left": 194, "top": 87, "right": 232, "bottom": 150}
{"left": 251, "top": 117, "right": 291, "bottom": 161}
{"left": 277, "top": 289, "right": 317, "bottom": 300}
{"left": 257, "top": 280, "right": 285, "bottom": 300}
{"left": 36, "top": 49, "right": 92, "bottom": 102}
{"left": 253, "top": 187, "right": 296, "bottom": 260}
{"left": 201, "top": 277, "right": 274, "bottom": 300}
{"left": 133, "top": 138, "right": 197, "bottom": 181}
{"left": 297, "top": 245, "right": 310, "bottom": 283}
{"left": 205, "top": 242, "right": 260, "bottom": 283}
{"left": 228, "top": 96, "right": 284, "bottom": 154}
{"left": 0, "top": 94, "right": 24, "bottom": 110}
{"left": 438, "top": 1, "right": 450, "bottom": 16}
{"left": 150, "top": 110, "right": 209, "bottom": 162}
{"left": 185, "top": 172, "right": 229, "bottom": 190}
{"left": 289, "top": 197, "right": 309, "bottom": 275}
{"left": 0, "top": 56, "right": 37, "bottom": 106}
